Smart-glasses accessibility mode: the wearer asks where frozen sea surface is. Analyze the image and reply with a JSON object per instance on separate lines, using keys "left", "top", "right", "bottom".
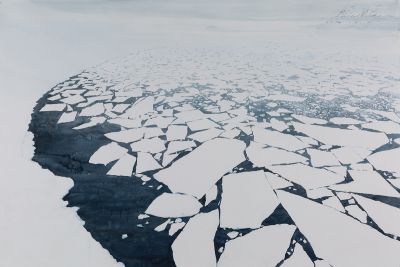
{"left": 29, "top": 45, "right": 400, "bottom": 266}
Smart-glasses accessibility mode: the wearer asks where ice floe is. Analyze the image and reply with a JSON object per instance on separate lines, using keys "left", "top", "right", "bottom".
{"left": 220, "top": 170, "right": 279, "bottom": 229}
{"left": 172, "top": 210, "right": 219, "bottom": 267}
{"left": 130, "top": 137, "right": 166, "bottom": 154}
{"left": 154, "top": 138, "right": 245, "bottom": 198}
{"left": 107, "top": 154, "right": 136, "bottom": 176}
{"left": 354, "top": 194, "right": 400, "bottom": 237}
{"left": 57, "top": 111, "right": 77, "bottom": 124}
{"left": 135, "top": 152, "right": 162, "bottom": 173}
{"left": 278, "top": 190, "right": 400, "bottom": 267}
{"left": 40, "top": 103, "right": 66, "bottom": 112}
{"left": 307, "top": 148, "right": 340, "bottom": 167}
{"left": 89, "top": 142, "right": 128, "bottom": 165}
{"left": 246, "top": 143, "right": 308, "bottom": 167}
{"left": 218, "top": 224, "right": 296, "bottom": 267}
{"left": 269, "top": 163, "right": 345, "bottom": 190}
{"left": 105, "top": 128, "right": 144, "bottom": 143}
{"left": 145, "top": 193, "right": 202, "bottom": 218}
{"left": 367, "top": 147, "right": 400, "bottom": 174}
{"left": 330, "top": 170, "right": 399, "bottom": 198}
{"left": 331, "top": 147, "right": 371, "bottom": 165}
{"left": 252, "top": 127, "right": 308, "bottom": 151}
{"left": 293, "top": 122, "right": 389, "bottom": 150}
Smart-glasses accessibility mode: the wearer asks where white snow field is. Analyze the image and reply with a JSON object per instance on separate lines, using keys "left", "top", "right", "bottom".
{"left": 1, "top": 0, "right": 400, "bottom": 266}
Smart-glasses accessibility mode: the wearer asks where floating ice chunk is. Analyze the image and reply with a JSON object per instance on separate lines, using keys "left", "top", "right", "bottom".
{"left": 187, "top": 119, "right": 219, "bottom": 131}
{"left": 172, "top": 210, "right": 219, "bottom": 267}
{"left": 227, "top": 231, "right": 239, "bottom": 239}
{"left": 307, "top": 148, "right": 340, "bottom": 167}
{"left": 306, "top": 188, "right": 334, "bottom": 199}
{"left": 330, "top": 117, "right": 363, "bottom": 125}
{"left": 269, "top": 163, "right": 344, "bottom": 190}
{"left": 265, "top": 172, "right": 293, "bottom": 189}
{"left": 154, "top": 138, "right": 245, "bottom": 198}
{"left": 48, "top": 94, "right": 61, "bottom": 101}
{"left": 40, "top": 103, "right": 66, "bottom": 112}
{"left": 83, "top": 95, "right": 112, "bottom": 106}
{"left": 73, "top": 116, "right": 106, "bottom": 130}
{"left": 60, "top": 94, "right": 86, "bottom": 105}
{"left": 297, "top": 136, "right": 319, "bottom": 146}
{"left": 362, "top": 121, "right": 400, "bottom": 134}
{"left": 218, "top": 224, "right": 296, "bottom": 267}
{"left": 281, "top": 243, "right": 314, "bottom": 267}
{"left": 354, "top": 195, "right": 400, "bottom": 237}
{"left": 154, "top": 219, "right": 171, "bottom": 232}
{"left": 144, "top": 127, "right": 164, "bottom": 138}
{"left": 166, "top": 125, "right": 187, "bottom": 141}
{"left": 162, "top": 153, "right": 180, "bottom": 167}
{"left": 322, "top": 196, "right": 345, "bottom": 212}
{"left": 135, "top": 152, "right": 162, "bottom": 173}
{"left": 57, "top": 111, "right": 77, "bottom": 124}
{"left": 107, "top": 118, "right": 142, "bottom": 128}
{"left": 205, "top": 185, "right": 218, "bottom": 206}
{"left": 105, "top": 128, "right": 144, "bottom": 143}
{"left": 80, "top": 103, "right": 105, "bottom": 117}
{"left": 61, "top": 89, "right": 85, "bottom": 96}
{"left": 330, "top": 170, "right": 399, "bottom": 198}
{"left": 130, "top": 138, "right": 166, "bottom": 154}
{"left": 220, "top": 128, "right": 241, "bottom": 139}
{"left": 277, "top": 190, "right": 400, "bottom": 267}
{"left": 292, "top": 114, "right": 327, "bottom": 125}
{"left": 270, "top": 118, "right": 288, "bottom": 132}
{"left": 123, "top": 96, "right": 154, "bottom": 118}
{"left": 252, "top": 127, "right": 308, "bottom": 151}
{"left": 188, "top": 128, "right": 223, "bottom": 143}
{"left": 292, "top": 122, "right": 388, "bottom": 150}
{"left": 111, "top": 104, "right": 130, "bottom": 114}
{"left": 345, "top": 204, "right": 368, "bottom": 223}
{"left": 169, "top": 222, "right": 186, "bottom": 236}
{"left": 269, "top": 94, "right": 305, "bottom": 102}
{"left": 367, "top": 147, "right": 400, "bottom": 174}
{"left": 138, "top": 214, "right": 149, "bottom": 220}
{"left": 107, "top": 154, "right": 136, "bottom": 177}
{"left": 208, "top": 113, "right": 230, "bottom": 122}
{"left": 166, "top": 140, "right": 196, "bottom": 154}
{"left": 246, "top": 143, "right": 308, "bottom": 167}
{"left": 331, "top": 147, "right": 371, "bottom": 165}
{"left": 144, "top": 116, "right": 175, "bottom": 128}
{"left": 220, "top": 171, "right": 279, "bottom": 229}
{"left": 145, "top": 193, "right": 202, "bottom": 218}
{"left": 89, "top": 142, "right": 128, "bottom": 165}
{"left": 110, "top": 96, "right": 130, "bottom": 103}
{"left": 175, "top": 109, "right": 207, "bottom": 122}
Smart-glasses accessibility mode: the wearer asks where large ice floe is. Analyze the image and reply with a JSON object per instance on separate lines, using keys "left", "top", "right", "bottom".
{"left": 29, "top": 49, "right": 400, "bottom": 267}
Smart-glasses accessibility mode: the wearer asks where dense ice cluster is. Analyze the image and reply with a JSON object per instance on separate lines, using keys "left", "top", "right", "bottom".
{"left": 37, "top": 50, "right": 400, "bottom": 267}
